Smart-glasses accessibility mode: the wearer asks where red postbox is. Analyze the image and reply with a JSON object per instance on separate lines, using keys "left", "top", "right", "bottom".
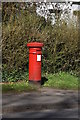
{"left": 27, "top": 42, "right": 44, "bottom": 84}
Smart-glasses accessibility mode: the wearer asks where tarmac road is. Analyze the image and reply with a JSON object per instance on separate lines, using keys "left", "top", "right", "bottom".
{"left": 2, "top": 88, "right": 79, "bottom": 119}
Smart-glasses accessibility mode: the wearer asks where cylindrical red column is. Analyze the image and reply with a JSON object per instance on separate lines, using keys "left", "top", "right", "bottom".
{"left": 27, "top": 42, "right": 43, "bottom": 84}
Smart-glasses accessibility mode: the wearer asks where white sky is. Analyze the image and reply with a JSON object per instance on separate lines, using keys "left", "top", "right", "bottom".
{"left": 72, "top": 4, "right": 80, "bottom": 10}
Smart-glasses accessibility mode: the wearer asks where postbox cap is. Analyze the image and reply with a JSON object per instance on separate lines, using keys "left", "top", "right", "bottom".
{"left": 27, "top": 42, "right": 44, "bottom": 48}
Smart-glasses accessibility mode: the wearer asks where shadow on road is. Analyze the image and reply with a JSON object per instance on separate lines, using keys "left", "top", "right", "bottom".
{"left": 2, "top": 88, "right": 79, "bottom": 118}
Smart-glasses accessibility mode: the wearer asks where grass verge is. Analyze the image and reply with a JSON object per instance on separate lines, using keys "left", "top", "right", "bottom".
{"left": 2, "top": 72, "right": 79, "bottom": 93}
{"left": 43, "top": 72, "right": 79, "bottom": 90}
{"left": 2, "top": 81, "right": 38, "bottom": 93}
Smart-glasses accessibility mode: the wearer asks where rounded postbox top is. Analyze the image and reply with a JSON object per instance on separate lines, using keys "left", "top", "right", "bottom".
{"left": 27, "top": 42, "right": 44, "bottom": 48}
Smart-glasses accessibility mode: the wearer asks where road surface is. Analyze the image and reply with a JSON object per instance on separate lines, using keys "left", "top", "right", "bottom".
{"left": 2, "top": 88, "right": 79, "bottom": 119}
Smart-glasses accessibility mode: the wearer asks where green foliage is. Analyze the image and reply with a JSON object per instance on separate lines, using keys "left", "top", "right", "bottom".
{"left": 2, "top": 72, "right": 79, "bottom": 92}
{"left": 2, "top": 3, "right": 80, "bottom": 82}
{"left": 42, "top": 22, "right": 80, "bottom": 75}
{"left": 43, "top": 72, "right": 78, "bottom": 90}
{"left": 2, "top": 67, "right": 28, "bottom": 82}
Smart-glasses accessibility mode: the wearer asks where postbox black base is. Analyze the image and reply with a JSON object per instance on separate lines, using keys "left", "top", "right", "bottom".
{"left": 29, "top": 80, "right": 41, "bottom": 86}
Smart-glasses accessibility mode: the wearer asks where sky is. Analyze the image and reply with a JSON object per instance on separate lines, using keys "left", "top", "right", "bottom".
{"left": 72, "top": 4, "right": 80, "bottom": 10}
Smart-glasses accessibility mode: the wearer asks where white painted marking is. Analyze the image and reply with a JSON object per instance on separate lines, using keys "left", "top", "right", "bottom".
{"left": 37, "top": 55, "right": 41, "bottom": 61}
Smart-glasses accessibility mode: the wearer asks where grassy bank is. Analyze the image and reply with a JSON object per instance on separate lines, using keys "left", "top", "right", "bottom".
{"left": 2, "top": 81, "right": 37, "bottom": 93}
{"left": 43, "top": 72, "right": 78, "bottom": 90}
{"left": 2, "top": 72, "right": 79, "bottom": 93}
